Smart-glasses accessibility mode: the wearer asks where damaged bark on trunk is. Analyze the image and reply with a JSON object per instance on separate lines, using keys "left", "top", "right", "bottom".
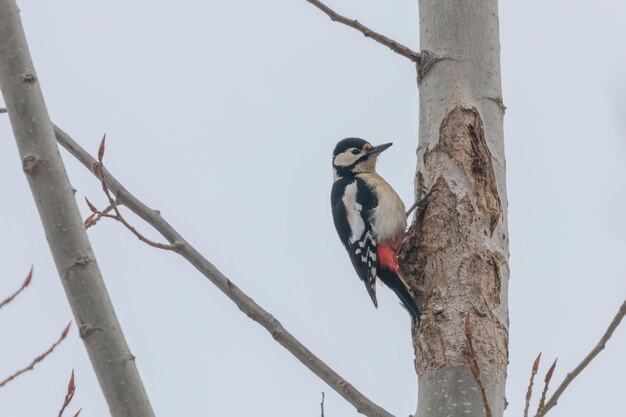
{"left": 399, "top": 1, "right": 509, "bottom": 417}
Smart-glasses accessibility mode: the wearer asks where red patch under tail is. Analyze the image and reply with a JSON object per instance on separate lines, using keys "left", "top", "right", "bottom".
{"left": 377, "top": 242, "right": 400, "bottom": 274}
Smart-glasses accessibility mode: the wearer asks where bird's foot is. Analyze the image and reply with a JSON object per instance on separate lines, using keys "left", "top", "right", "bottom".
{"left": 406, "top": 186, "right": 430, "bottom": 218}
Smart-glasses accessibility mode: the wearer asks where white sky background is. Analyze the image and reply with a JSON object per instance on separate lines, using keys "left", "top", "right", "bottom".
{"left": 1, "top": 0, "right": 625, "bottom": 416}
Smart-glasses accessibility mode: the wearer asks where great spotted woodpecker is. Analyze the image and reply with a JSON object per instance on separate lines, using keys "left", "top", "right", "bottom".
{"left": 331, "top": 138, "right": 420, "bottom": 323}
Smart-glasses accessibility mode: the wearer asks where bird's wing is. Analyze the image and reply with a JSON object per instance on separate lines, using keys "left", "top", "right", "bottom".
{"left": 331, "top": 178, "right": 379, "bottom": 306}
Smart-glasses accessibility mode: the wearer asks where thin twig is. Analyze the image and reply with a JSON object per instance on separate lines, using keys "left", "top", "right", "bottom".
{"left": 57, "top": 370, "right": 77, "bottom": 417}
{"left": 0, "top": 107, "right": 6, "bottom": 113}
{"left": 96, "top": 135, "right": 118, "bottom": 214}
{"left": 534, "top": 359, "right": 557, "bottom": 417}
{"left": 523, "top": 352, "right": 541, "bottom": 417}
{"left": 320, "top": 392, "right": 325, "bottom": 417}
{"left": 464, "top": 312, "right": 493, "bottom": 417}
{"left": 53, "top": 124, "right": 396, "bottom": 417}
{"left": 0, "top": 266, "right": 33, "bottom": 310}
{"left": 539, "top": 299, "right": 626, "bottom": 416}
{"left": 306, "top": 0, "right": 420, "bottom": 63}
{"left": 0, "top": 322, "right": 71, "bottom": 388}
{"left": 84, "top": 135, "right": 178, "bottom": 251}
{"left": 85, "top": 200, "right": 118, "bottom": 229}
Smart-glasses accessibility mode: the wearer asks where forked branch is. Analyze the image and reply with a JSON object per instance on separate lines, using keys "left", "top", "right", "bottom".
{"left": 534, "top": 359, "right": 557, "bottom": 417}
{"left": 306, "top": 0, "right": 420, "bottom": 63}
{"left": 539, "top": 299, "right": 626, "bottom": 416}
{"left": 83, "top": 135, "right": 178, "bottom": 252}
{"left": 54, "top": 124, "right": 395, "bottom": 417}
{"left": 84, "top": 200, "right": 117, "bottom": 229}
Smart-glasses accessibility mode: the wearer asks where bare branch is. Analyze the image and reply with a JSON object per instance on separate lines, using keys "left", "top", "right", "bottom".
{"left": 0, "top": 322, "right": 71, "bottom": 388}
{"left": 321, "top": 392, "right": 325, "bottom": 417}
{"left": 534, "top": 359, "right": 557, "bottom": 417}
{"left": 57, "top": 369, "right": 77, "bottom": 417}
{"left": 0, "top": 2, "right": 155, "bottom": 414}
{"left": 83, "top": 135, "right": 178, "bottom": 252}
{"left": 539, "top": 299, "right": 626, "bottom": 416}
{"left": 0, "top": 106, "right": 6, "bottom": 113}
{"left": 523, "top": 352, "right": 541, "bottom": 417}
{"left": 306, "top": 0, "right": 420, "bottom": 63}
{"left": 0, "top": 266, "right": 33, "bottom": 310}
{"left": 54, "top": 123, "right": 395, "bottom": 417}
{"left": 464, "top": 313, "right": 493, "bottom": 417}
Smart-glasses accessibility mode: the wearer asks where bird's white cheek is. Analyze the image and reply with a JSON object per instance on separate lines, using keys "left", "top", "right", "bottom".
{"left": 334, "top": 152, "right": 358, "bottom": 167}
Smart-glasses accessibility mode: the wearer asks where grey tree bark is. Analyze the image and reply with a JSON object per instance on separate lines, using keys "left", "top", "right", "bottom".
{"left": 399, "top": 1, "right": 509, "bottom": 416}
{"left": 0, "top": 2, "right": 155, "bottom": 416}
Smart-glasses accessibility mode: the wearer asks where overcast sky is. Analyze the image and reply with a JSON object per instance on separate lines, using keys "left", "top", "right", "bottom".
{"left": 1, "top": 1, "right": 625, "bottom": 416}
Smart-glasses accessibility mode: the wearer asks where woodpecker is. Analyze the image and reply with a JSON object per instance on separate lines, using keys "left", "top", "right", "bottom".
{"left": 331, "top": 137, "right": 420, "bottom": 323}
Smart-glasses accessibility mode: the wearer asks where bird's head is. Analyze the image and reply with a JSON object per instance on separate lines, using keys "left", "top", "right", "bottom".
{"left": 332, "top": 138, "right": 392, "bottom": 180}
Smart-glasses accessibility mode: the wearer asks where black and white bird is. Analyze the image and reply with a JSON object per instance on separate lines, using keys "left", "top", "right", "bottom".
{"left": 330, "top": 137, "right": 420, "bottom": 323}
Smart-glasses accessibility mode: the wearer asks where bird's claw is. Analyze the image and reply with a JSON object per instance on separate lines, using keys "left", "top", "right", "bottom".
{"left": 417, "top": 185, "right": 429, "bottom": 200}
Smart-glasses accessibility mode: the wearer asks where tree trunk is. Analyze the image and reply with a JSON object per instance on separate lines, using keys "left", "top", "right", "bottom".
{"left": 400, "top": 1, "right": 509, "bottom": 416}
{"left": 0, "top": 2, "right": 155, "bottom": 416}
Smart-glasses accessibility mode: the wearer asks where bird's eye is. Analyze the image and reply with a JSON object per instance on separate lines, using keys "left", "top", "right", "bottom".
{"left": 351, "top": 149, "right": 360, "bottom": 155}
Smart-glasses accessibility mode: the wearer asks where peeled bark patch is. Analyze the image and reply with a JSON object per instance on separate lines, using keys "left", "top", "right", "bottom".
{"left": 437, "top": 106, "right": 502, "bottom": 235}
{"left": 400, "top": 107, "right": 508, "bottom": 377}
{"left": 459, "top": 251, "right": 501, "bottom": 308}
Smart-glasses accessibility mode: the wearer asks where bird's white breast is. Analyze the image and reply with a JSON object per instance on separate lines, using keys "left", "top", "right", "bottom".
{"left": 358, "top": 173, "right": 406, "bottom": 242}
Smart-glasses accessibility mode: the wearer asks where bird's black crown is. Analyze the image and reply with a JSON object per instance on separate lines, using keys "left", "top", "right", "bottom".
{"left": 333, "top": 137, "right": 369, "bottom": 156}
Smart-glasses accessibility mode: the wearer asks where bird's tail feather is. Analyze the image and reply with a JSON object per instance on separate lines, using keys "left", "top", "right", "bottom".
{"left": 363, "top": 278, "right": 378, "bottom": 308}
{"left": 377, "top": 269, "right": 420, "bottom": 324}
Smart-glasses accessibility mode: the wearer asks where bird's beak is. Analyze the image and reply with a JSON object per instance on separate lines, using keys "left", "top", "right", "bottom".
{"left": 367, "top": 142, "right": 393, "bottom": 156}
